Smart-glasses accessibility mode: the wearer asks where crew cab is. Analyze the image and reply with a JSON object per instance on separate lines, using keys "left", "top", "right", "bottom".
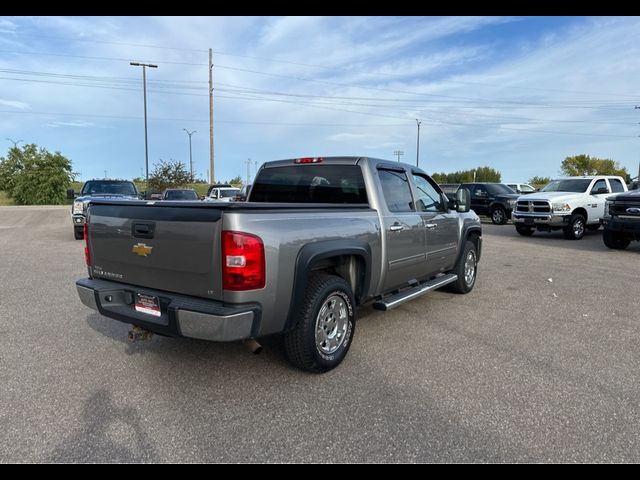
{"left": 512, "top": 176, "right": 627, "bottom": 239}
{"left": 69, "top": 180, "right": 140, "bottom": 240}
{"left": 75, "top": 157, "right": 482, "bottom": 372}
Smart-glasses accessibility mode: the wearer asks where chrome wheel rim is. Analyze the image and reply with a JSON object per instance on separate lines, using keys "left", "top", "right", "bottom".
{"left": 492, "top": 209, "right": 504, "bottom": 224}
{"left": 464, "top": 250, "right": 476, "bottom": 286}
{"left": 315, "top": 294, "right": 349, "bottom": 355}
{"left": 573, "top": 218, "right": 584, "bottom": 237}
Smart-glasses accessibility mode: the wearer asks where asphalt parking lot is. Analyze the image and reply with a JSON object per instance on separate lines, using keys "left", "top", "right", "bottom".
{"left": 0, "top": 206, "right": 639, "bottom": 463}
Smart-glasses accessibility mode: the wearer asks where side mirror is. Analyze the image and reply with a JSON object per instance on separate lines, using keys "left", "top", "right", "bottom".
{"left": 592, "top": 187, "right": 608, "bottom": 195}
{"left": 66, "top": 189, "right": 75, "bottom": 200}
{"left": 456, "top": 188, "right": 471, "bottom": 213}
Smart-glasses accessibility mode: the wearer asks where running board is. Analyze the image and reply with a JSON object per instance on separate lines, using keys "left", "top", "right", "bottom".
{"left": 372, "top": 274, "right": 458, "bottom": 311}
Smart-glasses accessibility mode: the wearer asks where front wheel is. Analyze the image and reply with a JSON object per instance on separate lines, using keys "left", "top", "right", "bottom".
{"left": 603, "top": 229, "right": 631, "bottom": 250}
{"left": 447, "top": 240, "right": 478, "bottom": 294}
{"left": 284, "top": 273, "right": 355, "bottom": 373}
{"left": 563, "top": 214, "right": 586, "bottom": 240}
{"left": 491, "top": 206, "right": 508, "bottom": 225}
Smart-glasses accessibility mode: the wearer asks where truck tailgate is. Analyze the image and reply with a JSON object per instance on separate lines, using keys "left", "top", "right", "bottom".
{"left": 86, "top": 202, "right": 223, "bottom": 301}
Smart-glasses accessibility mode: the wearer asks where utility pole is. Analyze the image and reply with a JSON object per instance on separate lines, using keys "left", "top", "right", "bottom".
{"left": 183, "top": 129, "right": 197, "bottom": 182}
{"left": 209, "top": 48, "right": 215, "bottom": 184}
{"left": 246, "top": 158, "right": 252, "bottom": 185}
{"left": 104, "top": 170, "right": 108, "bottom": 179}
{"left": 130, "top": 62, "right": 158, "bottom": 187}
{"left": 6, "top": 138, "right": 23, "bottom": 149}
{"left": 393, "top": 150, "right": 404, "bottom": 162}
{"left": 415, "top": 119, "right": 422, "bottom": 167}
{"left": 636, "top": 106, "right": 640, "bottom": 182}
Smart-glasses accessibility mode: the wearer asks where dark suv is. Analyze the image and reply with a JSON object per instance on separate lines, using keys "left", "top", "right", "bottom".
{"left": 601, "top": 190, "right": 640, "bottom": 249}
{"left": 441, "top": 183, "right": 519, "bottom": 225}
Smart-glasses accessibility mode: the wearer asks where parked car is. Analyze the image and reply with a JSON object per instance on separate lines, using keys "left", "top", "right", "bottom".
{"left": 440, "top": 183, "right": 519, "bottom": 225}
{"left": 76, "top": 156, "right": 482, "bottom": 372}
{"left": 506, "top": 183, "right": 537, "bottom": 194}
{"left": 162, "top": 189, "right": 199, "bottom": 201}
{"left": 69, "top": 179, "right": 141, "bottom": 240}
{"left": 205, "top": 184, "right": 240, "bottom": 202}
{"left": 512, "top": 176, "right": 628, "bottom": 239}
{"left": 234, "top": 184, "right": 252, "bottom": 202}
{"left": 601, "top": 189, "right": 640, "bottom": 249}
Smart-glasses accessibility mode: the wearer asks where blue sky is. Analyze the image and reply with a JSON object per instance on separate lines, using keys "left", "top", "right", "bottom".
{"left": 1, "top": 16, "right": 639, "bottom": 183}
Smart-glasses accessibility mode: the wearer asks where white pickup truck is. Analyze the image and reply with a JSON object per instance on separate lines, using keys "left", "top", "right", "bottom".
{"left": 512, "top": 176, "right": 628, "bottom": 239}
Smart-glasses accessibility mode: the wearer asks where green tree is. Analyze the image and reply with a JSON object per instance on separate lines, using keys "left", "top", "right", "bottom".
{"left": 528, "top": 176, "right": 551, "bottom": 187}
{"left": 560, "top": 154, "right": 629, "bottom": 180}
{"left": 430, "top": 166, "right": 501, "bottom": 184}
{"left": 0, "top": 144, "right": 74, "bottom": 205}
{"left": 228, "top": 175, "right": 243, "bottom": 187}
{"left": 147, "top": 160, "right": 191, "bottom": 192}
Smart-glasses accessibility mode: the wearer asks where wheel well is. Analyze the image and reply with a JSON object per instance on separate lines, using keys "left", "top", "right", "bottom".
{"left": 572, "top": 207, "right": 588, "bottom": 220}
{"left": 310, "top": 255, "right": 366, "bottom": 304}
{"left": 466, "top": 230, "right": 481, "bottom": 260}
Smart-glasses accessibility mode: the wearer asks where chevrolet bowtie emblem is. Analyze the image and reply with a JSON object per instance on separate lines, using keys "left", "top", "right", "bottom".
{"left": 132, "top": 243, "right": 153, "bottom": 257}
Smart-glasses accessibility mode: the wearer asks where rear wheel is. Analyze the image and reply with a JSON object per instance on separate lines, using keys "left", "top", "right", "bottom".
{"left": 491, "top": 206, "right": 508, "bottom": 225}
{"left": 447, "top": 240, "right": 478, "bottom": 294}
{"left": 515, "top": 226, "right": 534, "bottom": 236}
{"left": 603, "top": 229, "right": 631, "bottom": 250}
{"left": 284, "top": 274, "right": 355, "bottom": 373}
{"left": 74, "top": 227, "right": 84, "bottom": 240}
{"left": 563, "top": 214, "right": 586, "bottom": 240}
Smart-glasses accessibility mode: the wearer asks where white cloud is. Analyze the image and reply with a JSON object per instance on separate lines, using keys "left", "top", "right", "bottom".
{"left": 0, "top": 98, "right": 30, "bottom": 109}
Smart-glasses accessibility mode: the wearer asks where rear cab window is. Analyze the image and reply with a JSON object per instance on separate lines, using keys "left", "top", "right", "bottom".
{"left": 250, "top": 165, "right": 368, "bottom": 204}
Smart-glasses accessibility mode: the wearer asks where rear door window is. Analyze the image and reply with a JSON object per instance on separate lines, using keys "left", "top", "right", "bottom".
{"left": 378, "top": 170, "right": 414, "bottom": 212}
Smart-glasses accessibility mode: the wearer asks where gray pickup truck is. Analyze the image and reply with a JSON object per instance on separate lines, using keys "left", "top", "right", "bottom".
{"left": 76, "top": 157, "right": 482, "bottom": 372}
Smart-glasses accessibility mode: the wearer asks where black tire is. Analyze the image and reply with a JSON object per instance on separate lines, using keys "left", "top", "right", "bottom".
{"left": 563, "top": 213, "right": 586, "bottom": 240}
{"left": 490, "top": 206, "right": 508, "bottom": 225}
{"left": 284, "top": 273, "right": 355, "bottom": 373}
{"left": 74, "top": 227, "right": 84, "bottom": 240}
{"left": 603, "top": 229, "right": 631, "bottom": 250}
{"left": 447, "top": 240, "right": 478, "bottom": 294}
{"left": 515, "top": 226, "right": 534, "bottom": 236}
{"left": 587, "top": 224, "right": 600, "bottom": 232}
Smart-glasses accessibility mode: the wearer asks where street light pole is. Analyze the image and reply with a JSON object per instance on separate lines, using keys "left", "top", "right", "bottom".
{"left": 130, "top": 62, "right": 158, "bottom": 188}
{"left": 183, "top": 129, "right": 197, "bottom": 182}
{"left": 415, "top": 119, "right": 422, "bottom": 167}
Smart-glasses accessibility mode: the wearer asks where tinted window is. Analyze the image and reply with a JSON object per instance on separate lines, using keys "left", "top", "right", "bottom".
{"left": 591, "top": 179, "right": 609, "bottom": 193}
{"left": 378, "top": 170, "right": 414, "bottom": 212}
{"left": 164, "top": 190, "right": 198, "bottom": 200}
{"left": 609, "top": 178, "right": 625, "bottom": 193}
{"left": 486, "top": 184, "right": 515, "bottom": 195}
{"left": 412, "top": 175, "right": 443, "bottom": 212}
{"left": 473, "top": 185, "right": 488, "bottom": 197}
{"left": 540, "top": 179, "right": 592, "bottom": 193}
{"left": 220, "top": 189, "right": 239, "bottom": 198}
{"left": 81, "top": 181, "right": 137, "bottom": 196}
{"left": 250, "top": 165, "right": 368, "bottom": 204}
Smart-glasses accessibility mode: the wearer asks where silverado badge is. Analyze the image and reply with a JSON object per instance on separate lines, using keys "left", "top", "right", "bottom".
{"left": 132, "top": 243, "right": 153, "bottom": 257}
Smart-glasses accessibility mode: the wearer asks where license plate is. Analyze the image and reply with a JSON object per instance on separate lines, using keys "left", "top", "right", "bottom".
{"left": 524, "top": 218, "right": 534, "bottom": 225}
{"left": 134, "top": 293, "right": 161, "bottom": 317}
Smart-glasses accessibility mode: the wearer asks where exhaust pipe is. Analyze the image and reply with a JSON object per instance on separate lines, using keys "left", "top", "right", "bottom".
{"left": 242, "top": 338, "right": 263, "bottom": 354}
{"left": 128, "top": 325, "right": 153, "bottom": 342}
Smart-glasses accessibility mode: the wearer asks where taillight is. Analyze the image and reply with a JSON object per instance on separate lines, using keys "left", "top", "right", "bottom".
{"left": 222, "top": 231, "right": 265, "bottom": 291}
{"left": 294, "top": 157, "right": 323, "bottom": 164}
{"left": 84, "top": 223, "right": 90, "bottom": 266}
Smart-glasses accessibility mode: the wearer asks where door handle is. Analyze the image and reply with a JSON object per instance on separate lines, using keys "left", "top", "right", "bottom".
{"left": 389, "top": 223, "right": 404, "bottom": 232}
{"left": 425, "top": 223, "right": 437, "bottom": 229}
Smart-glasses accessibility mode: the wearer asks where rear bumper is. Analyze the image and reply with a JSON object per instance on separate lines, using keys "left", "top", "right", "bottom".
{"left": 76, "top": 278, "right": 259, "bottom": 341}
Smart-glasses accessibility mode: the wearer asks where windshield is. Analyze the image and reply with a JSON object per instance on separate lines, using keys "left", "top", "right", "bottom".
{"left": 220, "top": 189, "right": 239, "bottom": 198}
{"left": 540, "top": 179, "right": 592, "bottom": 193}
{"left": 81, "top": 181, "right": 137, "bottom": 196}
{"left": 485, "top": 184, "right": 515, "bottom": 195}
{"left": 164, "top": 190, "right": 198, "bottom": 200}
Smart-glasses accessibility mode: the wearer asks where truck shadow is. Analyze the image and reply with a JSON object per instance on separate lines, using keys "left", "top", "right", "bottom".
{"left": 50, "top": 389, "right": 158, "bottom": 463}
